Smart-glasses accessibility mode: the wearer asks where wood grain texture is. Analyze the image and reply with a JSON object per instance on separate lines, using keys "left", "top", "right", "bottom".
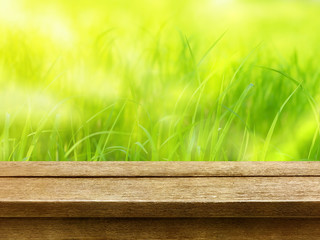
{"left": 1, "top": 162, "right": 320, "bottom": 239}
{"left": 1, "top": 218, "right": 320, "bottom": 240}
{"left": 1, "top": 177, "right": 320, "bottom": 217}
{"left": 1, "top": 161, "right": 320, "bottom": 177}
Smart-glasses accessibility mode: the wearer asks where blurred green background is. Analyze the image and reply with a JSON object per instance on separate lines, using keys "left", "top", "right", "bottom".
{"left": 1, "top": 0, "right": 320, "bottom": 161}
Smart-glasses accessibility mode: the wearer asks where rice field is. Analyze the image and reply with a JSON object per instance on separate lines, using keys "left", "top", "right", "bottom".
{"left": 1, "top": 0, "right": 320, "bottom": 161}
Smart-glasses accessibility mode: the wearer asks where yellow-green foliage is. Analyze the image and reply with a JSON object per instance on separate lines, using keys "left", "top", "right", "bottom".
{"left": 1, "top": 0, "right": 320, "bottom": 161}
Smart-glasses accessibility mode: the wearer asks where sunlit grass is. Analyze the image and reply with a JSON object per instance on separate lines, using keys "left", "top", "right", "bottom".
{"left": 1, "top": 0, "right": 320, "bottom": 161}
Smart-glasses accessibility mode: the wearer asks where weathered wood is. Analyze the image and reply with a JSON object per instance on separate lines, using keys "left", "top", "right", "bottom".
{"left": 1, "top": 162, "right": 320, "bottom": 239}
{"left": 1, "top": 161, "right": 320, "bottom": 177}
{"left": 1, "top": 177, "right": 320, "bottom": 217}
{"left": 1, "top": 218, "right": 320, "bottom": 240}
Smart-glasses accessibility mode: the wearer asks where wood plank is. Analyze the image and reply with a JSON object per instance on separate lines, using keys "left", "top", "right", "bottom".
{"left": 1, "top": 218, "right": 320, "bottom": 240}
{"left": 1, "top": 177, "right": 320, "bottom": 217}
{"left": 1, "top": 161, "right": 320, "bottom": 177}
{"left": 1, "top": 162, "right": 319, "bottom": 239}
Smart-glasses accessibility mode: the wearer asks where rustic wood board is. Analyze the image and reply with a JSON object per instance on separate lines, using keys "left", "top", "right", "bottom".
{"left": 1, "top": 162, "right": 320, "bottom": 239}
{"left": 1, "top": 218, "right": 320, "bottom": 240}
{"left": 1, "top": 177, "right": 320, "bottom": 217}
{"left": 1, "top": 161, "right": 320, "bottom": 177}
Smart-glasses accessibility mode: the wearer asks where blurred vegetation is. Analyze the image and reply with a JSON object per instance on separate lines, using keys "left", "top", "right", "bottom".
{"left": 1, "top": 0, "right": 320, "bottom": 161}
